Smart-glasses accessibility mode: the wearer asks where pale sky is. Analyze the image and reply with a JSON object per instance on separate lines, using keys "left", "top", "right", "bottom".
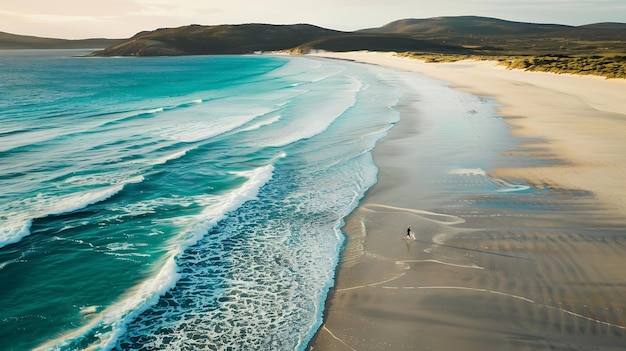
{"left": 1, "top": 0, "right": 624, "bottom": 39}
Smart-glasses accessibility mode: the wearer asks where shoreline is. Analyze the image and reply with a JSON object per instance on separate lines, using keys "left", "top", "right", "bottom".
{"left": 310, "top": 51, "right": 626, "bottom": 217}
{"left": 306, "top": 52, "right": 626, "bottom": 350}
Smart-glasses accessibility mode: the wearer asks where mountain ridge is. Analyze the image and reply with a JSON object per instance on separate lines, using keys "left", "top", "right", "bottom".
{"left": 359, "top": 16, "right": 573, "bottom": 35}
{"left": 0, "top": 31, "right": 122, "bottom": 50}
{"left": 95, "top": 23, "right": 345, "bottom": 56}
{"left": 1, "top": 16, "right": 625, "bottom": 56}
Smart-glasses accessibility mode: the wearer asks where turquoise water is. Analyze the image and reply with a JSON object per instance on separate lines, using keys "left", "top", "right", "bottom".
{"left": 0, "top": 50, "right": 402, "bottom": 350}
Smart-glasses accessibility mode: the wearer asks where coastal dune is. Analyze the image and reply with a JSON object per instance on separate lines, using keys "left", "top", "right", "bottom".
{"left": 307, "top": 52, "right": 626, "bottom": 350}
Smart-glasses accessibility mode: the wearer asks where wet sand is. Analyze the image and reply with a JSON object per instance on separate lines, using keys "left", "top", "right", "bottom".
{"left": 307, "top": 52, "right": 626, "bottom": 350}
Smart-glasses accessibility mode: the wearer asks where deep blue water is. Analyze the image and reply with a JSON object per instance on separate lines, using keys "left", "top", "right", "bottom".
{"left": 0, "top": 50, "right": 401, "bottom": 350}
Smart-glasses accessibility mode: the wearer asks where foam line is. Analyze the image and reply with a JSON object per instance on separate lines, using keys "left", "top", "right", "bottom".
{"left": 0, "top": 176, "right": 144, "bottom": 249}
{"left": 0, "top": 252, "right": 26, "bottom": 271}
{"left": 553, "top": 307, "right": 625, "bottom": 330}
{"left": 388, "top": 285, "right": 624, "bottom": 330}
{"left": 153, "top": 148, "right": 193, "bottom": 165}
{"left": 488, "top": 290, "right": 535, "bottom": 303}
{"left": 398, "top": 259, "right": 485, "bottom": 270}
{"left": 321, "top": 326, "right": 357, "bottom": 351}
{"left": 417, "top": 286, "right": 488, "bottom": 293}
{"left": 332, "top": 260, "right": 625, "bottom": 331}
{"left": 336, "top": 272, "right": 407, "bottom": 292}
{"left": 238, "top": 115, "right": 282, "bottom": 132}
{"left": 364, "top": 203, "right": 465, "bottom": 225}
{"left": 100, "top": 107, "right": 165, "bottom": 128}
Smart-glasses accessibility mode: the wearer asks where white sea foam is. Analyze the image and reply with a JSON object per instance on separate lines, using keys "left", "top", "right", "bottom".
{"left": 0, "top": 220, "right": 32, "bottom": 249}
{"left": 49, "top": 184, "right": 126, "bottom": 216}
{"left": 35, "top": 165, "right": 275, "bottom": 350}
{"left": 120, "top": 151, "right": 380, "bottom": 350}
{"left": 238, "top": 114, "right": 282, "bottom": 132}
{"left": 449, "top": 167, "right": 530, "bottom": 192}
{"left": 494, "top": 181, "right": 531, "bottom": 192}
{"left": 266, "top": 56, "right": 343, "bottom": 84}
{"left": 152, "top": 111, "right": 273, "bottom": 143}
{"left": 250, "top": 77, "right": 362, "bottom": 147}
{"left": 147, "top": 107, "right": 164, "bottom": 114}
{"left": 0, "top": 250, "right": 26, "bottom": 271}
{"left": 152, "top": 148, "right": 192, "bottom": 165}
{"left": 79, "top": 305, "right": 100, "bottom": 315}
{"left": 449, "top": 167, "right": 488, "bottom": 176}
{"left": 0, "top": 176, "right": 144, "bottom": 249}
{"left": 103, "top": 165, "right": 273, "bottom": 348}
{"left": 96, "top": 107, "right": 167, "bottom": 130}
{"left": 176, "top": 165, "right": 274, "bottom": 250}
{"left": 105, "top": 242, "right": 136, "bottom": 251}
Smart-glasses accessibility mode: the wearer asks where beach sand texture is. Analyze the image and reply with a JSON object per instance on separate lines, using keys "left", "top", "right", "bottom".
{"left": 307, "top": 52, "right": 626, "bottom": 350}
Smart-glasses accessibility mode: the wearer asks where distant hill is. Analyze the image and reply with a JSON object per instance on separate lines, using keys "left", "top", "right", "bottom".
{"left": 89, "top": 16, "right": 625, "bottom": 57}
{"left": 360, "top": 16, "right": 626, "bottom": 41}
{"left": 359, "top": 16, "right": 571, "bottom": 36}
{"left": 3, "top": 16, "right": 625, "bottom": 57}
{"left": 0, "top": 32, "right": 122, "bottom": 50}
{"left": 289, "top": 34, "right": 472, "bottom": 54}
{"left": 356, "top": 16, "right": 626, "bottom": 55}
{"left": 93, "top": 24, "right": 344, "bottom": 56}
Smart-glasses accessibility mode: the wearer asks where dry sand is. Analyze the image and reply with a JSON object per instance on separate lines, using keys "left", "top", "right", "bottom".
{"left": 306, "top": 52, "right": 626, "bottom": 350}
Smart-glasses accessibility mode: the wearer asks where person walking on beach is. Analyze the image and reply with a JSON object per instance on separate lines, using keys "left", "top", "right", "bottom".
{"left": 406, "top": 226, "right": 411, "bottom": 237}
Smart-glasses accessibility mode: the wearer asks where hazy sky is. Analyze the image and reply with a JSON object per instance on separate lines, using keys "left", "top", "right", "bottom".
{"left": 1, "top": 0, "right": 624, "bottom": 39}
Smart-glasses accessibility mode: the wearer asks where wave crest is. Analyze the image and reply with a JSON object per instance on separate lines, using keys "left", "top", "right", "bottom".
{"left": 0, "top": 176, "right": 144, "bottom": 249}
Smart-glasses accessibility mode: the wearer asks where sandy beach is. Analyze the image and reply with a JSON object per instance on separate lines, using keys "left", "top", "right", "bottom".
{"left": 307, "top": 52, "right": 626, "bottom": 350}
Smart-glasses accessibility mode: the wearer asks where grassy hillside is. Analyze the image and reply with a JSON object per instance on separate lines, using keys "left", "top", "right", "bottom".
{"left": 398, "top": 52, "right": 626, "bottom": 79}
{"left": 361, "top": 16, "right": 569, "bottom": 36}
{"left": 288, "top": 34, "right": 471, "bottom": 54}
{"left": 92, "top": 24, "right": 344, "bottom": 56}
{"left": 360, "top": 16, "right": 626, "bottom": 57}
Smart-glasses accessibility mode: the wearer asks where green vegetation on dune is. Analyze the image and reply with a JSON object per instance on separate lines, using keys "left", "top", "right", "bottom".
{"left": 501, "top": 55, "right": 626, "bottom": 78}
{"left": 397, "top": 52, "right": 626, "bottom": 79}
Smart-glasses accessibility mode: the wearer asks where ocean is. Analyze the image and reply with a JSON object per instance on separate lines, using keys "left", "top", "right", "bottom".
{"left": 0, "top": 49, "right": 404, "bottom": 350}
{"left": 0, "top": 49, "right": 536, "bottom": 351}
